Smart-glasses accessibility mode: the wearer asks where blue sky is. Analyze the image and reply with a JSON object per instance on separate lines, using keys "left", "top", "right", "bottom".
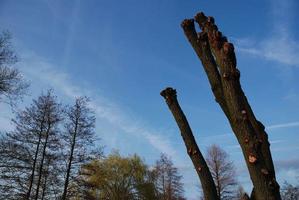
{"left": 1, "top": 0, "right": 299, "bottom": 199}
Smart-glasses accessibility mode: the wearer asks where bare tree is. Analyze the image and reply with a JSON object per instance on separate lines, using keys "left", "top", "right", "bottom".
{"left": 161, "top": 11, "right": 282, "bottom": 200}
{"left": 0, "top": 91, "right": 62, "bottom": 200}
{"left": 0, "top": 93, "right": 101, "bottom": 200}
{"left": 33, "top": 91, "right": 62, "bottom": 200}
{"left": 153, "top": 153, "right": 185, "bottom": 200}
{"left": 0, "top": 135, "right": 32, "bottom": 200}
{"left": 0, "top": 31, "right": 28, "bottom": 105}
{"left": 61, "top": 97, "right": 98, "bottom": 200}
{"left": 206, "top": 145, "right": 238, "bottom": 200}
{"left": 281, "top": 181, "right": 299, "bottom": 200}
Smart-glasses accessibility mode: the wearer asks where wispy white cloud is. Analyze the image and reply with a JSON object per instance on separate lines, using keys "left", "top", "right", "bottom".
{"left": 236, "top": 37, "right": 299, "bottom": 66}
{"left": 62, "top": 0, "right": 81, "bottom": 67}
{"left": 276, "top": 158, "right": 299, "bottom": 171}
{"left": 16, "top": 50, "right": 179, "bottom": 159}
{"left": 283, "top": 92, "right": 299, "bottom": 101}
{"left": 234, "top": 0, "right": 299, "bottom": 67}
{"left": 266, "top": 121, "right": 299, "bottom": 130}
{"left": 194, "top": 120, "right": 299, "bottom": 151}
{"left": 13, "top": 49, "right": 199, "bottom": 197}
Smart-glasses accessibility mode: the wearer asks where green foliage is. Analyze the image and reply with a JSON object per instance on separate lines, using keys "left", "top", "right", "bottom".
{"left": 79, "top": 152, "right": 157, "bottom": 200}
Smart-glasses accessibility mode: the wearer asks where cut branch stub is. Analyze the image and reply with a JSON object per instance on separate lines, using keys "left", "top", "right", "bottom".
{"left": 249, "top": 154, "right": 257, "bottom": 164}
{"left": 192, "top": 150, "right": 198, "bottom": 155}
{"left": 160, "top": 87, "right": 177, "bottom": 105}
{"left": 181, "top": 19, "right": 195, "bottom": 30}
{"left": 198, "top": 166, "right": 202, "bottom": 172}
{"left": 223, "top": 42, "right": 234, "bottom": 55}
{"left": 207, "top": 16, "right": 214, "bottom": 24}
{"left": 194, "top": 12, "right": 207, "bottom": 29}
{"left": 181, "top": 18, "right": 231, "bottom": 118}
{"left": 188, "top": 147, "right": 192, "bottom": 155}
{"left": 222, "top": 72, "right": 229, "bottom": 79}
{"left": 242, "top": 109, "right": 248, "bottom": 120}
{"left": 195, "top": 12, "right": 237, "bottom": 71}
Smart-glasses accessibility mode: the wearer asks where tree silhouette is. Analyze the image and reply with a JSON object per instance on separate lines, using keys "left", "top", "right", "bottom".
{"left": 0, "top": 31, "right": 28, "bottom": 105}
{"left": 0, "top": 91, "right": 62, "bottom": 200}
{"left": 281, "top": 181, "right": 299, "bottom": 200}
{"left": 206, "top": 145, "right": 238, "bottom": 200}
{"left": 62, "top": 97, "right": 97, "bottom": 200}
{"left": 153, "top": 153, "right": 185, "bottom": 200}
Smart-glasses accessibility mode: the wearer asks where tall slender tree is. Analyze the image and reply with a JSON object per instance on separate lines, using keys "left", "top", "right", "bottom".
{"left": 61, "top": 97, "right": 97, "bottom": 200}
{"left": 32, "top": 91, "right": 62, "bottom": 200}
{"left": 0, "top": 91, "right": 62, "bottom": 200}
{"left": 153, "top": 153, "right": 185, "bottom": 200}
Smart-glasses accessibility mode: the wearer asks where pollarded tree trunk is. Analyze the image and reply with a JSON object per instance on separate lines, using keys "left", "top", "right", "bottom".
{"left": 160, "top": 88, "right": 219, "bottom": 200}
{"left": 179, "top": 12, "right": 281, "bottom": 200}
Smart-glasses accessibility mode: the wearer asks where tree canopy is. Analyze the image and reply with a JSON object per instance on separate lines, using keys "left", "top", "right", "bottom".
{"left": 79, "top": 152, "right": 158, "bottom": 200}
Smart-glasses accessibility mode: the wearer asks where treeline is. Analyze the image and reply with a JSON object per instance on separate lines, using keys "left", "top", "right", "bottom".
{"left": 0, "top": 92, "right": 100, "bottom": 199}
{"left": 0, "top": 91, "right": 185, "bottom": 200}
{"left": 79, "top": 152, "right": 185, "bottom": 200}
{"left": 0, "top": 30, "right": 186, "bottom": 200}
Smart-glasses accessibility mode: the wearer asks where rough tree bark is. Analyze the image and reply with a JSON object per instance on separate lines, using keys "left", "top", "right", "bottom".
{"left": 160, "top": 88, "right": 219, "bottom": 200}
{"left": 176, "top": 12, "right": 281, "bottom": 200}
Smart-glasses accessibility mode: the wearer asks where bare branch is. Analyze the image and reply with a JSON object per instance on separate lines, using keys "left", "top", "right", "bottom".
{"left": 0, "top": 31, "right": 29, "bottom": 106}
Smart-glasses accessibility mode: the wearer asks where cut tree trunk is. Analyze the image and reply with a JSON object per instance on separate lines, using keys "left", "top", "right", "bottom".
{"left": 180, "top": 12, "right": 281, "bottom": 200}
{"left": 161, "top": 88, "right": 219, "bottom": 200}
